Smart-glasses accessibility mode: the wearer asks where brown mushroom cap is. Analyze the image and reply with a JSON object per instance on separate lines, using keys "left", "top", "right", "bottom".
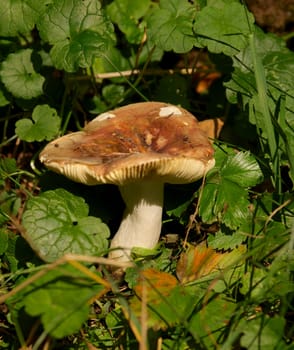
{"left": 40, "top": 102, "right": 215, "bottom": 186}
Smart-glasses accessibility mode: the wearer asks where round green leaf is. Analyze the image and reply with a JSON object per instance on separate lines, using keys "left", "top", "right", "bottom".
{"left": 147, "top": 0, "right": 196, "bottom": 53}
{"left": 10, "top": 264, "right": 105, "bottom": 339}
{"left": 37, "top": 0, "right": 115, "bottom": 72}
{"left": 0, "top": 0, "right": 46, "bottom": 36}
{"left": 194, "top": 1, "right": 255, "bottom": 56}
{"left": 22, "top": 189, "right": 110, "bottom": 262}
{"left": 0, "top": 49, "right": 45, "bottom": 99}
{"left": 15, "top": 104, "right": 60, "bottom": 142}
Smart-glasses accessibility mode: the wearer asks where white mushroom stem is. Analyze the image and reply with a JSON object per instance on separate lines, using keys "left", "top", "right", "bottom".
{"left": 109, "top": 180, "right": 164, "bottom": 262}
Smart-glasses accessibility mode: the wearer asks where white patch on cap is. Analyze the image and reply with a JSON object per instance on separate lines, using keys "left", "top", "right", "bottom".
{"left": 159, "top": 106, "right": 182, "bottom": 117}
{"left": 93, "top": 112, "right": 116, "bottom": 122}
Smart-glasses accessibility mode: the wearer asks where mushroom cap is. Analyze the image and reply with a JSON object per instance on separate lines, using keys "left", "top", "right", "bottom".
{"left": 40, "top": 102, "right": 215, "bottom": 186}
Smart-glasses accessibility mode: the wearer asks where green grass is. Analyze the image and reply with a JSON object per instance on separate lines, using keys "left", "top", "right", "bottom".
{"left": 0, "top": 0, "right": 293, "bottom": 349}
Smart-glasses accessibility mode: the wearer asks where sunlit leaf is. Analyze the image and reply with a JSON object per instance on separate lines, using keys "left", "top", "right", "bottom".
{"left": 176, "top": 243, "right": 245, "bottom": 283}
{"left": 0, "top": 49, "right": 45, "bottom": 99}
{"left": 22, "top": 189, "right": 110, "bottom": 262}
{"left": 0, "top": 0, "right": 51, "bottom": 36}
{"left": 176, "top": 243, "right": 224, "bottom": 283}
{"left": 15, "top": 104, "right": 60, "bottom": 142}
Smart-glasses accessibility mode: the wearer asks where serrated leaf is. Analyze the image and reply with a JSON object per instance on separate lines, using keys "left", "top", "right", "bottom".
{"left": 22, "top": 189, "right": 110, "bottom": 262}
{"left": 194, "top": 0, "right": 254, "bottom": 56}
{"left": 0, "top": 49, "right": 45, "bottom": 99}
{"left": 9, "top": 264, "right": 106, "bottom": 339}
{"left": 15, "top": 104, "right": 60, "bottom": 142}
{"left": 37, "top": 0, "right": 115, "bottom": 72}
{"left": 147, "top": 0, "right": 196, "bottom": 53}
{"left": 0, "top": 0, "right": 51, "bottom": 37}
{"left": 199, "top": 149, "right": 263, "bottom": 228}
{"left": 207, "top": 231, "right": 245, "bottom": 250}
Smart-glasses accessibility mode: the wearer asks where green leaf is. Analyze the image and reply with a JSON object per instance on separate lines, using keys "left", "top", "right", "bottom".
{"left": 189, "top": 294, "right": 237, "bottom": 348}
{"left": 129, "top": 268, "right": 196, "bottom": 329}
{"left": 15, "top": 104, "right": 60, "bottom": 142}
{"left": 147, "top": 0, "right": 196, "bottom": 53}
{"left": 0, "top": 0, "right": 51, "bottom": 37}
{"left": 0, "top": 49, "right": 45, "bottom": 99}
{"left": 9, "top": 264, "right": 105, "bottom": 339}
{"left": 199, "top": 149, "right": 263, "bottom": 228}
{"left": 221, "top": 151, "right": 264, "bottom": 187}
{"left": 102, "top": 84, "right": 125, "bottom": 105}
{"left": 37, "top": 0, "right": 115, "bottom": 72}
{"left": 22, "top": 189, "right": 110, "bottom": 262}
{"left": 194, "top": 0, "right": 254, "bottom": 56}
{"left": 239, "top": 316, "right": 289, "bottom": 350}
{"left": 0, "top": 229, "right": 8, "bottom": 255}
{"left": 0, "top": 158, "right": 18, "bottom": 179}
{"left": 107, "top": 0, "right": 151, "bottom": 44}
{"left": 3, "top": 233, "right": 39, "bottom": 273}
{"left": 207, "top": 230, "right": 245, "bottom": 250}
{"left": 0, "top": 89, "right": 9, "bottom": 107}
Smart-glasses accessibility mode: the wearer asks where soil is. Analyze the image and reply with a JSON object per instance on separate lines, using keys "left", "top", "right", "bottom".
{"left": 245, "top": 0, "right": 294, "bottom": 34}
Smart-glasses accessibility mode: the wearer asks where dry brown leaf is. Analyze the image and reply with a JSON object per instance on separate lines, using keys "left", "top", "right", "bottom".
{"left": 134, "top": 268, "right": 178, "bottom": 300}
{"left": 198, "top": 118, "right": 224, "bottom": 139}
{"left": 176, "top": 243, "right": 227, "bottom": 283}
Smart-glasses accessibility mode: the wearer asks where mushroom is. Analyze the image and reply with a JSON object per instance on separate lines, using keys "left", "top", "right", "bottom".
{"left": 39, "top": 102, "right": 215, "bottom": 263}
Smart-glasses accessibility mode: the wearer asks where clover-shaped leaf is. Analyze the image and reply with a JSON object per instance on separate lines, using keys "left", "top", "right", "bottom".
{"left": 147, "top": 0, "right": 196, "bottom": 53}
{"left": 0, "top": 49, "right": 45, "bottom": 99}
{"left": 15, "top": 104, "right": 60, "bottom": 142}
{"left": 22, "top": 189, "right": 110, "bottom": 262}
{"left": 199, "top": 149, "right": 263, "bottom": 229}
{"left": 37, "top": 0, "right": 115, "bottom": 72}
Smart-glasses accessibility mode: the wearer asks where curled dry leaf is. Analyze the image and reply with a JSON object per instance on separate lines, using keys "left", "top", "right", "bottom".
{"left": 198, "top": 118, "right": 224, "bottom": 139}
